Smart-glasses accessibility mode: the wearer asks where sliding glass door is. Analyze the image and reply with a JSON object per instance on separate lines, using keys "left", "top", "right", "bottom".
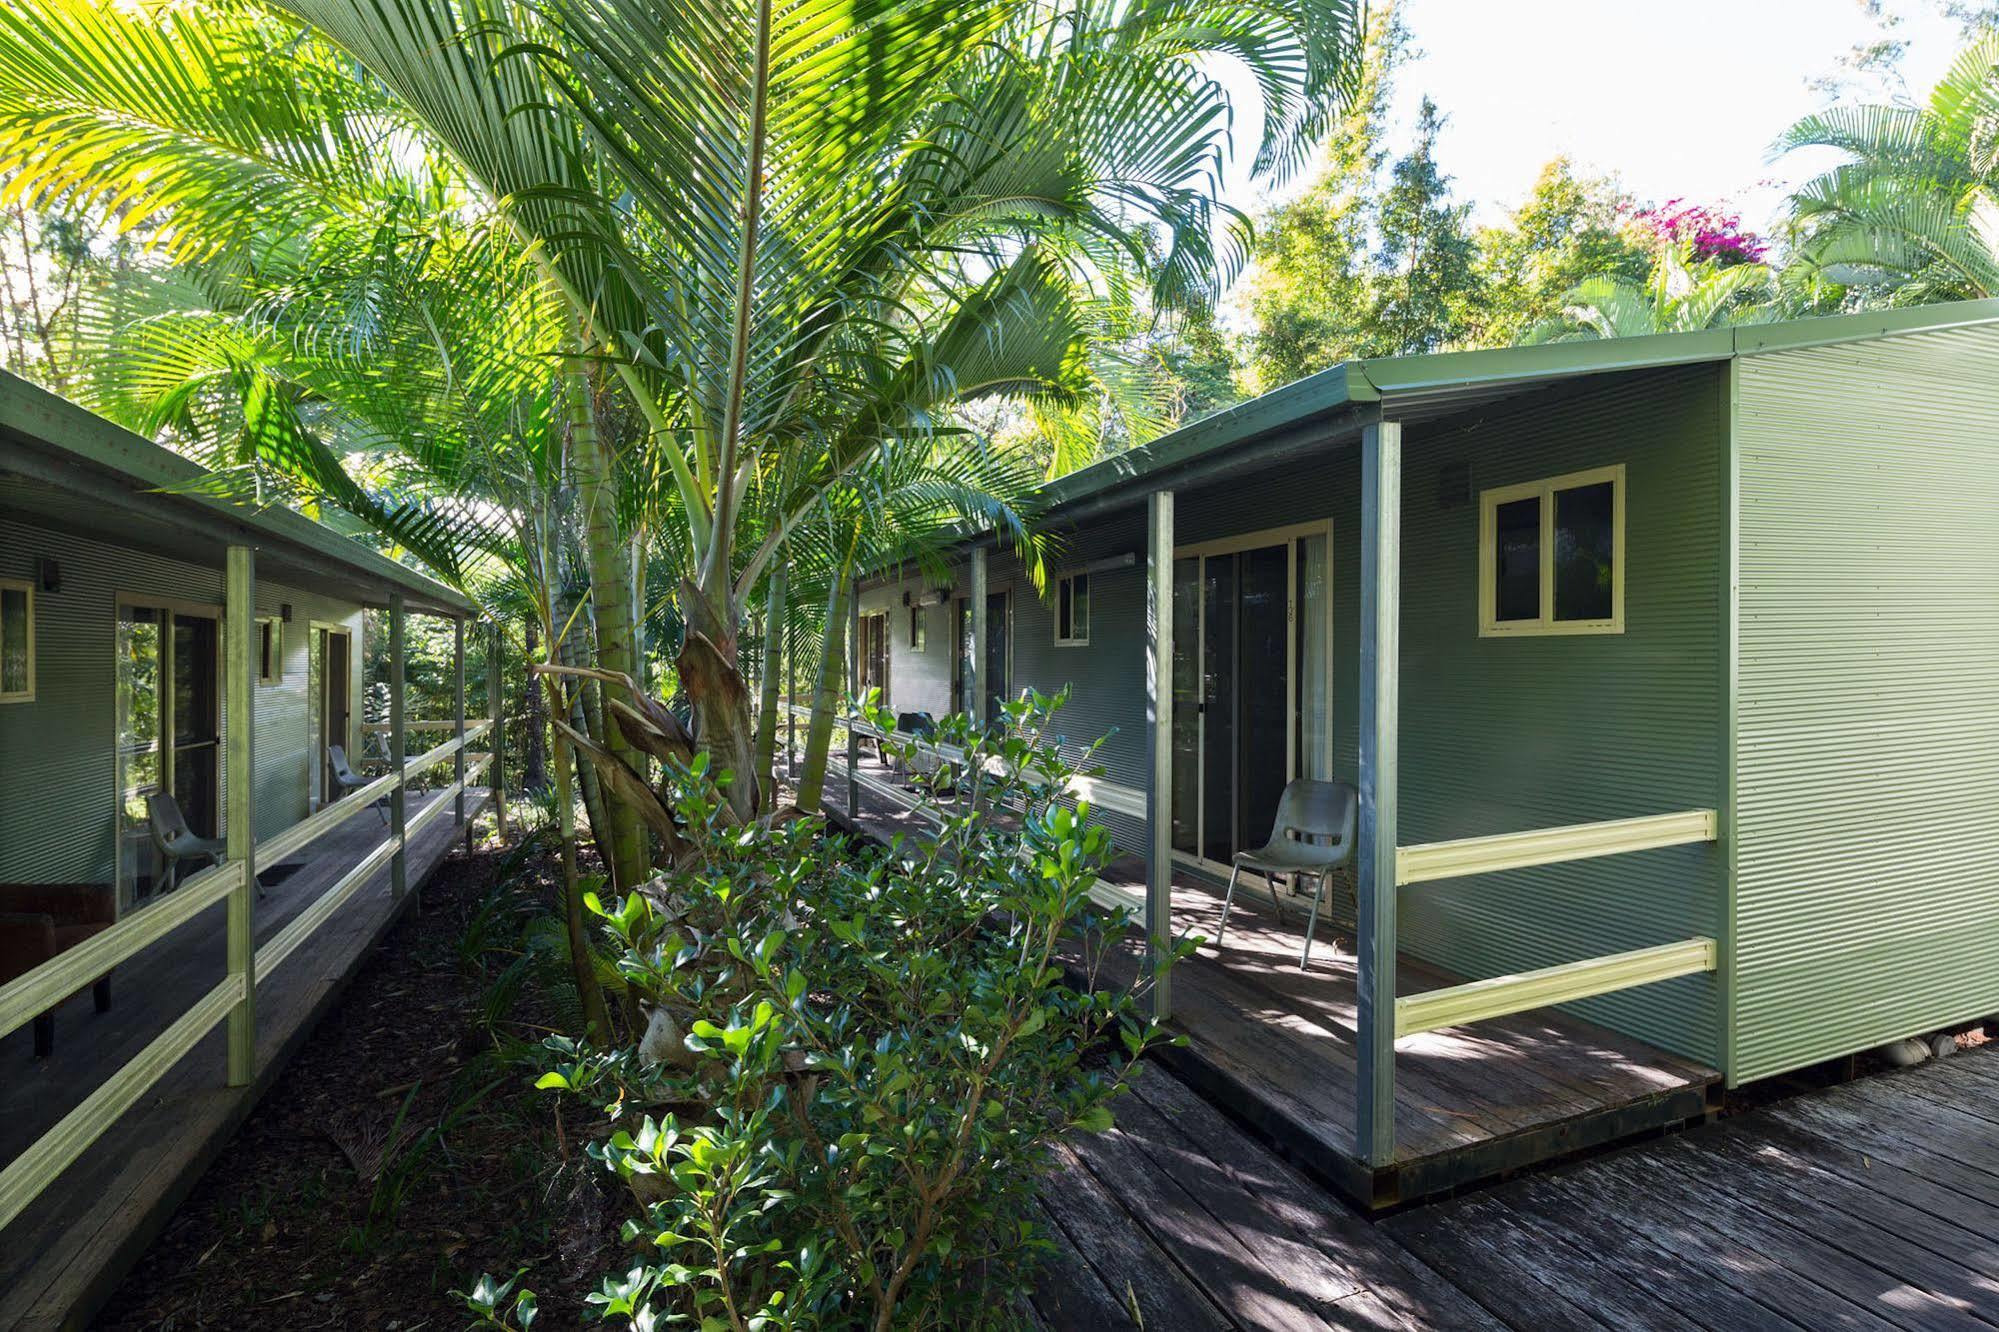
{"left": 116, "top": 602, "right": 220, "bottom": 905}
{"left": 1169, "top": 523, "right": 1333, "bottom": 871}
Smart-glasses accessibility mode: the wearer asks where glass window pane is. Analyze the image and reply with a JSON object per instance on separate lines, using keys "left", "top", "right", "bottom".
{"left": 1072, "top": 574, "right": 1088, "bottom": 639}
{"left": 1057, "top": 579, "right": 1072, "bottom": 639}
{"left": 1553, "top": 481, "right": 1616, "bottom": 621}
{"left": 1493, "top": 496, "right": 1541, "bottom": 622}
{"left": 0, "top": 587, "right": 27, "bottom": 694}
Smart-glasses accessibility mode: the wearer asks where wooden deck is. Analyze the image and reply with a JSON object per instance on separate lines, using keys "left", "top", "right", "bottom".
{"left": 818, "top": 748, "right": 1717, "bottom": 1208}
{"left": 1037, "top": 1045, "right": 1999, "bottom": 1329}
{"left": 0, "top": 785, "right": 489, "bottom": 1330}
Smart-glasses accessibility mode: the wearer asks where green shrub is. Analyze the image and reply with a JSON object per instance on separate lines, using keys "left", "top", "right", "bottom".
{"left": 499, "top": 690, "right": 1179, "bottom": 1330}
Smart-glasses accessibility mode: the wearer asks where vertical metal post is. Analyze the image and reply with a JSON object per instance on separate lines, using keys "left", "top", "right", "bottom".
{"left": 969, "top": 546, "right": 988, "bottom": 722}
{"left": 846, "top": 576, "right": 860, "bottom": 818}
{"left": 454, "top": 615, "right": 468, "bottom": 850}
{"left": 224, "top": 545, "right": 257, "bottom": 1087}
{"left": 1145, "top": 491, "right": 1175, "bottom": 1020}
{"left": 1357, "top": 419, "right": 1402, "bottom": 1168}
{"left": 489, "top": 619, "right": 507, "bottom": 839}
{"left": 389, "top": 591, "right": 408, "bottom": 899}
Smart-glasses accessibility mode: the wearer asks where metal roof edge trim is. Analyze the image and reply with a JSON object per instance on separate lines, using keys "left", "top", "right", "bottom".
{"left": 0, "top": 368, "right": 474, "bottom": 614}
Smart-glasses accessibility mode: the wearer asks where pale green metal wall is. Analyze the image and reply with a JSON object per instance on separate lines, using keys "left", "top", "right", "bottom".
{"left": 1732, "top": 323, "right": 1999, "bottom": 1083}
{"left": 0, "top": 516, "right": 363, "bottom": 892}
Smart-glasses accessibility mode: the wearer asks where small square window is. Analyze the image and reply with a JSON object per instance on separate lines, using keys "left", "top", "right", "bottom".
{"left": 1478, "top": 464, "right": 1624, "bottom": 636}
{"left": 258, "top": 616, "right": 284, "bottom": 684}
{"left": 0, "top": 580, "right": 34, "bottom": 702}
{"left": 909, "top": 604, "right": 927, "bottom": 651}
{"left": 1055, "top": 572, "right": 1090, "bottom": 646}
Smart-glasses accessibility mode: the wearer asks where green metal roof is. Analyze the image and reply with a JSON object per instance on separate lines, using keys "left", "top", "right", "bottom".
{"left": 1038, "top": 297, "right": 1999, "bottom": 518}
{"left": 0, "top": 367, "right": 474, "bottom": 616}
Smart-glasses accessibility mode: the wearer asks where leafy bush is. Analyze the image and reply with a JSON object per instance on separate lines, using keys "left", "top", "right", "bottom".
{"left": 493, "top": 690, "right": 1177, "bottom": 1330}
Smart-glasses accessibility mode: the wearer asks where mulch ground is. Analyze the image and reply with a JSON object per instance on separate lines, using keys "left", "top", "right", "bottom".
{"left": 97, "top": 836, "right": 626, "bottom": 1331}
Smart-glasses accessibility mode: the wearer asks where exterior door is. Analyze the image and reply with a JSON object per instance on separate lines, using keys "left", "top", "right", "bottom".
{"left": 1169, "top": 524, "right": 1332, "bottom": 871}
{"left": 116, "top": 602, "right": 220, "bottom": 905}
{"left": 949, "top": 591, "right": 1011, "bottom": 723}
{"left": 315, "top": 627, "right": 353, "bottom": 804}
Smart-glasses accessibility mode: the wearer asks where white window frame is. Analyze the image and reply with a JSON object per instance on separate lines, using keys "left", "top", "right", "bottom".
{"left": 1054, "top": 572, "right": 1090, "bottom": 647}
{"left": 0, "top": 578, "right": 34, "bottom": 702}
{"left": 1478, "top": 463, "right": 1625, "bottom": 637}
{"left": 258, "top": 615, "right": 285, "bottom": 684}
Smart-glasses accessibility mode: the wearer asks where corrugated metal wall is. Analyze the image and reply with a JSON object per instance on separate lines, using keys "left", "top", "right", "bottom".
{"left": 862, "top": 368, "right": 1727, "bottom": 1064}
{"left": 1733, "top": 324, "right": 1999, "bottom": 1083}
{"left": 0, "top": 516, "right": 363, "bottom": 892}
{"left": 1396, "top": 367, "right": 1725, "bottom": 1065}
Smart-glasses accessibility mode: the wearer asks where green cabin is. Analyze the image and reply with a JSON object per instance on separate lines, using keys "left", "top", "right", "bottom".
{"left": 834, "top": 298, "right": 1999, "bottom": 1204}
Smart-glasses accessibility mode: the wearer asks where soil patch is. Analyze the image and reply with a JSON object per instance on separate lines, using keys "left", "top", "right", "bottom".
{"left": 97, "top": 836, "right": 622, "bottom": 1331}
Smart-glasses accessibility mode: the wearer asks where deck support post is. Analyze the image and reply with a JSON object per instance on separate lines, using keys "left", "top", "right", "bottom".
{"left": 489, "top": 619, "right": 506, "bottom": 839}
{"left": 846, "top": 576, "right": 861, "bottom": 818}
{"left": 1145, "top": 490, "right": 1176, "bottom": 1020}
{"left": 969, "top": 546, "right": 988, "bottom": 721}
{"left": 224, "top": 545, "right": 257, "bottom": 1088}
{"left": 1358, "top": 419, "right": 1401, "bottom": 1168}
{"left": 454, "top": 615, "right": 468, "bottom": 851}
{"left": 389, "top": 591, "right": 408, "bottom": 899}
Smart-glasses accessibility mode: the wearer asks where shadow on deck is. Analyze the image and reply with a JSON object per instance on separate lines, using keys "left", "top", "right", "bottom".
{"left": 814, "top": 747, "right": 1717, "bottom": 1210}
{"left": 0, "top": 785, "right": 491, "bottom": 1330}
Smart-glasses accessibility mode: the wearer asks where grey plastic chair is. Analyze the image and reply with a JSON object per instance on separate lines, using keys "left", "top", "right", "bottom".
{"left": 1217, "top": 778, "right": 1358, "bottom": 970}
{"left": 329, "top": 745, "right": 389, "bottom": 825}
{"left": 146, "top": 792, "right": 230, "bottom": 893}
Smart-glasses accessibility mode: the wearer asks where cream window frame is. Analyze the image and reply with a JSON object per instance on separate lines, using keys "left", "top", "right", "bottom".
{"left": 1053, "top": 572, "right": 1090, "bottom": 647}
{"left": 0, "top": 578, "right": 34, "bottom": 703}
{"left": 257, "top": 615, "right": 285, "bottom": 684}
{"left": 1478, "top": 463, "right": 1625, "bottom": 637}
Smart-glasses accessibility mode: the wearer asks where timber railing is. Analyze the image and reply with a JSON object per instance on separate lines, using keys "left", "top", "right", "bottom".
{"left": 776, "top": 702, "right": 1147, "bottom": 913}
{"left": 1390, "top": 808, "right": 1719, "bottom": 1039}
{"left": 0, "top": 718, "right": 491, "bottom": 1233}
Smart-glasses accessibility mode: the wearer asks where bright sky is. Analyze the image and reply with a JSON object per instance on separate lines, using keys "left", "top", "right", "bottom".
{"left": 1227, "top": 0, "right": 1970, "bottom": 237}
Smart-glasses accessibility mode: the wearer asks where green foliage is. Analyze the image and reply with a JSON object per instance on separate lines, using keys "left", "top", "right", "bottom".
{"left": 1469, "top": 158, "right": 1650, "bottom": 349}
{"left": 1242, "top": 3, "right": 1481, "bottom": 387}
{"left": 512, "top": 692, "right": 1180, "bottom": 1329}
{"left": 1781, "top": 31, "right": 1999, "bottom": 304}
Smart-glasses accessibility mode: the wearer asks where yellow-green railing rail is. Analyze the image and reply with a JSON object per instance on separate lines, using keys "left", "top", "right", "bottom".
{"left": 0, "top": 718, "right": 491, "bottom": 1233}
{"left": 1390, "top": 808, "right": 1719, "bottom": 1040}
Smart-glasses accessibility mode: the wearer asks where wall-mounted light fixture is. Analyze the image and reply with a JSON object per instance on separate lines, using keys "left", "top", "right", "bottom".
{"left": 36, "top": 557, "right": 59, "bottom": 594}
{"left": 280, "top": 602, "right": 294, "bottom": 622}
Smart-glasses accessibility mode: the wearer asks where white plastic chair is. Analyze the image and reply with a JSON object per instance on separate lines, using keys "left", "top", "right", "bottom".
{"left": 1216, "top": 778, "right": 1357, "bottom": 969}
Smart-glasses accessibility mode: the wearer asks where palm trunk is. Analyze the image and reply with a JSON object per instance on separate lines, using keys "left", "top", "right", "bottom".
{"left": 752, "top": 564, "right": 787, "bottom": 793}
{"left": 550, "top": 696, "right": 613, "bottom": 1045}
{"left": 523, "top": 620, "right": 548, "bottom": 793}
{"left": 569, "top": 364, "right": 650, "bottom": 885}
{"left": 795, "top": 575, "right": 849, "bottom": 812}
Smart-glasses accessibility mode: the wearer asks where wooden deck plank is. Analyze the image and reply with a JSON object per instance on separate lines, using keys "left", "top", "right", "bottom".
{"left": 1671, "top": 1126, "right": 1999, "bottom": 1311}
{"left": 1387, "top": 1190, "right": 1704, "bottom": 1332}
{"left": 1586, "top": 1138, "right": 1996, "bottom": 1332}
{"left": 1038, "top": 1140, "right": 1236, "bottom": 1331}
{"left": 1498, "top": 1168, "right": 1822, "bottom": 1332}
{"left": 1123, "top": 1068, "right": 1505, "bottom": 1331}
{"left": 1532, "top": 1164, "right": 1898, "bottom": 1331}
{"left": 1063, "top": 1115, "right": 1339, "bottom": 1332}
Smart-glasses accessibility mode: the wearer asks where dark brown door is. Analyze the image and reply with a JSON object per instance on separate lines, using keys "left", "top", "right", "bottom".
{"left": 319, "top": 628, "right": 352, "bottom": 797}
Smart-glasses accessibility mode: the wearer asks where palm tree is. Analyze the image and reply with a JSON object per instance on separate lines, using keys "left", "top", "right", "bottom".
{"left": 1529, "top": 245, "right": 1776, "bottom": 342}
{"left": 0, "top": 0, "right": 1365, "bottom": 863}
{"left": 1779, "top": 33, "right": 1999, "bottom": 302}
